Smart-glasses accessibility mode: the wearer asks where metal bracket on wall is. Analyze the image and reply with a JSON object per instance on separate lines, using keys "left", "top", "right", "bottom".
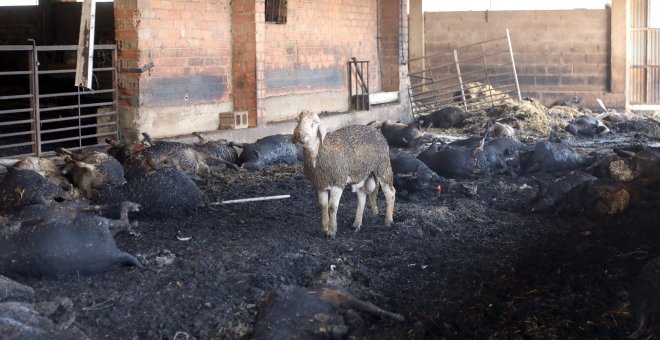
{"left": 120, "top": 61, "right": 154, "bottom": 73}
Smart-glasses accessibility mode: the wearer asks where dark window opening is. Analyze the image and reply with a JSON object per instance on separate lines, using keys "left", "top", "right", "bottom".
{"left": 0, "top": 0, "right": 37, "bottom": 6}
{"left": 265, "top": 0, "right": 287, "bottom": 24}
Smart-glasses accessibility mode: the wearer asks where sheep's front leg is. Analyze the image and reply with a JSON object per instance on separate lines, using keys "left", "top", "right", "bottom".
{"left": 327, "top": 186, "right": 344, "bottom": 238}
{"left": 352, "top": 188, "right": 367, "bottom": 232}
{"left": 317, "top": 190, "right": 330, "bottom": 235}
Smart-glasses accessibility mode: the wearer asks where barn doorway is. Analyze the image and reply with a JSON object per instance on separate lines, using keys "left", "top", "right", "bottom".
{"left": 629, "top": 0, "right": 660, "bottom": 109}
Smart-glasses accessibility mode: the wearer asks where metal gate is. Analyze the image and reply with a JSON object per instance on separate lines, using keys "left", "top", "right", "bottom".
{"left": 407, "top": 29, "right": 521, "bottom": 117}
{"left": 629, "top": 0, "right": 660, "bottom": 109}
{"left": 0, "top": 42, "right": 118, "bottom": 158}
{"left": 348, "top": 58, "right": 370, "bottom": 110}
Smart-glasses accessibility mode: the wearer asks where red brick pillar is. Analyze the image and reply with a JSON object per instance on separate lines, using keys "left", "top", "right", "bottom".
{"left": 232, "top": 0, "right": 265, "bottom": 127}
{"left": 113, "top": 0, "right": 141, "bottom": 142}
{"left": 379, "top": 0, "right": 401, "bottom": 92}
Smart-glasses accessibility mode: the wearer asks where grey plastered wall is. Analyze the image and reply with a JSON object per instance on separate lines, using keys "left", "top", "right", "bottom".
{"left": 423, "top": 8, "right": 626, "bottom": 109}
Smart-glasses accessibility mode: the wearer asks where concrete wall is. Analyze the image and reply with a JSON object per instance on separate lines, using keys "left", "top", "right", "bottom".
{"left": 422, "top": 8, "right": 626, "bottom": 109}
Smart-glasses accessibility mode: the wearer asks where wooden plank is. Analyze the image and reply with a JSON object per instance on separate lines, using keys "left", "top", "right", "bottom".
{"left": 74, "top": 0, "right": 96, "bottom": 89}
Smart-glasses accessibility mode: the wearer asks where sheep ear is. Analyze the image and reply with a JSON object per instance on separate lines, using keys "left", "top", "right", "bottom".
{"left": 317, "top": 122, "right": 327, "bottom": 144}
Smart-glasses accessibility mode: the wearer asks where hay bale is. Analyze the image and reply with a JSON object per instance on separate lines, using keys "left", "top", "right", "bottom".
{"left": 495, "top": 99, "right": 551, "bottom": 137}
{"left": 460, "top": 82, "right": 514, "bottom": 111}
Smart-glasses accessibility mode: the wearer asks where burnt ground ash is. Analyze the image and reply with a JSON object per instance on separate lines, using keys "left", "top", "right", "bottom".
{"left": 18, "top": 134, "right": 660, "bottom": 339}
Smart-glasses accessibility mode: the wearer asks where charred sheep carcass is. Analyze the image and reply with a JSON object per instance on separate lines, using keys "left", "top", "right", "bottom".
{"left": 0, "top": 157, "right": 75, "bottom": 194}
{"left": 95, "top": 167, "right": 204, "bottom": 219}
{"left": 105, "top": 138, "right": 149, "bottom": 164}
{"left": 432, "top": 121, "right": 525, "bottom": 177}
{"left": 527, "top": 172, "right": 597, "bottom": 212}
{"left": 587, "top": 146, "right": 660, "bottom": 184}
{"left": 489, "top": 122, "right": 516, "bottom": 138}
{"left": 192, "top": 132, "right": 239, "bottom": 169}
{"left": 417, "top": 106, "right": 469, "bottom": 129}
{"left": 57, "top": 147, "right": 126, "bottom": 200}
{"left": 106, "top": 138, "right": 159, "bottom": 180}
{"left": 0, "top": 298, "right": 88, "bottom": 338}
{"left": 369, "top": 120, "right": 428, "bottom": 148}
{"left": 565, "top": 115, "right": 610, "bottom": 137}
{"left": 417, "top": 138, "right": 491, "bottom": 179}
{"left": 553, "top": 178, "right": 634, "bottom": 217}
{"left": 519, "top": 140, "right": 591, "bottom": 174}
{"left": 253, "top": 285, "right": 403, "bottom": 340}
{"left": 231, "top": 134, "right": 303, "bottom": 170}
{"left": 630, "top": 256, "right": 660, "bottom": 339}
{"left": 481, "top": 137, "right": 527, "bottom": 176}
{"left": 0, "top": 169, "right": 70, "bottom": 215}
{"left": 390, "top": 156, "right": 442, "bottom": 198}
{"left": 0, "top": 202, "right": 142, "bottom": 278}
{"left": 141, "top": 132, "right": 239, "bottom": 177}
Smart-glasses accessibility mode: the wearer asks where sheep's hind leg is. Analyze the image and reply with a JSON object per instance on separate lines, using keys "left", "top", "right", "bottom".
{"left": 352, "top": 188, "right": 367, "bottom": 232}
{"left": 367, "top": 180, "right": 379, "bottom": 215}
{"left": 317, "top": 190, "right": 330, "bottom": 236}
{"left": 379, "top": 180, "right": 396, "bottom": 226}
{"left": 327, "top": 186, "right": 343, "bottom": 238}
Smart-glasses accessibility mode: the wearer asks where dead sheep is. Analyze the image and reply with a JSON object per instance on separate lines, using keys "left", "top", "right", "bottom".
{"left": 0, "top": 169, "right": 69, "bottom": 214}
{"left": 292, "top": 110, "right": 395, "bottom": 238}
{"left": 192, "top": 132, "right": 239, "bottom": 169}
{"left": 56, "top": 147, "right": 126, "bottom": 200}
{"left": 141, "top": 132, "right": 240, "bottom": 178}
{"left": 0, "top": 157, "right": 75, "bottom": 194}
{"left": 0, "top": 202, "right": 142, "bottom": 278}
{"left": 490, "top": 122, "right": 516, "bottom": 138}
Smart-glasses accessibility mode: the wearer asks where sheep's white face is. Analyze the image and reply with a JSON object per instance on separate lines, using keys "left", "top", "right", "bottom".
{"left": 293, "top": 111, "right": 324, "bottom": 147}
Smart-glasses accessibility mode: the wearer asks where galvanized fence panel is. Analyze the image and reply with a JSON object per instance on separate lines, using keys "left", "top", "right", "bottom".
{"left": 0, "top": 43, "right": 118, "bottom": 158}
{"left": 407, "top": 29, "right": 521, "bottom": 117}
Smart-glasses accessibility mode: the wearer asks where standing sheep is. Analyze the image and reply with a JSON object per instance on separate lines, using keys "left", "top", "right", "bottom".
{"left": 292, "top": 111, "right": 395, "bottom": 237}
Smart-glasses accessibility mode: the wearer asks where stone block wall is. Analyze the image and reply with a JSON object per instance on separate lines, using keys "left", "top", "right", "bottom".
{"left": 423, "top": 8, "right": 624, "bottom": 108}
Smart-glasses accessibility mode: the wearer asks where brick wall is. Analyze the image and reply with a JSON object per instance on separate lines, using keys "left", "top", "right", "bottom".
{"left": 114, "top": 0, "right": 233, "bottom": 140}
{"left": 424, "top": 9, "right": 623, "bottom": 108}
{"left": 136, "top": 0, "right": 231, "bottom": 106}
{"left": 262, "top": 0, "right": 379, "bottom": 120}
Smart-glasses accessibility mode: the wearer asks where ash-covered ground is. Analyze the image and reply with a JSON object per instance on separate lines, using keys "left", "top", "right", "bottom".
{"left": 13, "top": 132, "right": 659, "bottom": 339}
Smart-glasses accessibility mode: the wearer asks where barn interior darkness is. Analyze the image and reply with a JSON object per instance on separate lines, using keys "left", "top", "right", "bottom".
{"left": 0, "top": 0, "right": 115, "bottom": 156}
